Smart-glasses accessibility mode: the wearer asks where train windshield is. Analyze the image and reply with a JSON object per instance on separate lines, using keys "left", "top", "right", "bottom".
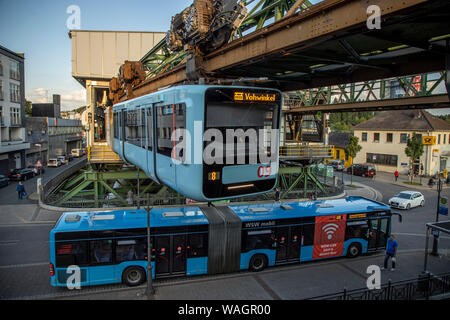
{"left": 205, "top": 88, "right": 281, "bottom": 165}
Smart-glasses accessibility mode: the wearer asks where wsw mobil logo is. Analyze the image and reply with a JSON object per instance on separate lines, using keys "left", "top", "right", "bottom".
{"left": 312, "top": 215, "right": 347, "bottom": 259}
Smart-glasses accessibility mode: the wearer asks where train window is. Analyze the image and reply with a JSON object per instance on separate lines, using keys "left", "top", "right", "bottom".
{"left": 113, "top": 112, "right": 120, "bottom": 139}
{"left": 156, "top": 103, "right": 186, "bottom": 158}
{"left": 146, "top": 108, "right": 153, "bottom": 150}
{"left": 125, "top": 110, "right": 140, "bottom": 146}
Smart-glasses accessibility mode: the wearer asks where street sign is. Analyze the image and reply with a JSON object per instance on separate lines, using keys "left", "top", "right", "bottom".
{"left": 36, "top": 160, "right": 43, "bottom": 167}
{"left": 439, "top": 196, "right": 448, "bottom": 216}
{"left": 423, "top": 136, "right": 436, "bottom": 145}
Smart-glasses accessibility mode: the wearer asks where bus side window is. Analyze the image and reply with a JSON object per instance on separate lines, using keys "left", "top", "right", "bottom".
{"left": 90, "top": 240, "right": 112, "bottom": 264}
{"left": 301, "top": 223, "right": 314, "bottom": 246}
{"left": 345, "top": 222, "right": 369, "bottom": 241}
{"left": 187, "top": 233, "right": 208, "bottom": 258}
{"left": 55, "top": 241, "right": 88, "bottom": 267}
{"left": 115, "top": 238, "right": 147, "bottom": 262}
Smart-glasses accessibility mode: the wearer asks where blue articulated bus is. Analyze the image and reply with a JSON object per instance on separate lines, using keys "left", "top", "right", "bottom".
{"left": 50, "top": 197, "right": 400, "bottom": 287}
{"left": 112, "top": 85, "right": 282, "bottom": 202}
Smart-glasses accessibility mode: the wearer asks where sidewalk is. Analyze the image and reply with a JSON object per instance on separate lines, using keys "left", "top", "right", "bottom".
{"left": 50, "top": 250, "right": 450, "bottom": 300}
{"left": 372, "top": 171, "right": 448, "bottom": 192}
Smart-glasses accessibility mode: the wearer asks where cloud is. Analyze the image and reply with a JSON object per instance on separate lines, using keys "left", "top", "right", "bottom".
{"left": 61, "top": 89, "right": 86, "bottom": 109}
{"left": 27, "top": 88, "right": 86, "bottom": 111}
{"left": 28, "top": 88, "right": 49, "bottom": 103}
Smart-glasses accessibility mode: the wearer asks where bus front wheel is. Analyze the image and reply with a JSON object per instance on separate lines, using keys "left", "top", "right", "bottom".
{"left": 249, "top": 254, "right": 268, "bottom": 272}
{"left": 347, "top": 243, "right": 361, "bottom": 258}
{"left": 123, "top": 266, "right": 146, "bottom": 286}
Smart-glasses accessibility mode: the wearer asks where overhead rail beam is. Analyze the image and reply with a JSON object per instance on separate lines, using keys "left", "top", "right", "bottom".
{"left": 118, "top": 0, "right": 450, "bottom": 102}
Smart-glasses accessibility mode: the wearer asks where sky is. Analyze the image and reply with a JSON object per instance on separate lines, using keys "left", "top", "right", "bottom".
{"left": 0, "top": 0, "right": 190, "bottom": 110}
{"left": 0, "top": 0, "right": 448, "bottom": 116}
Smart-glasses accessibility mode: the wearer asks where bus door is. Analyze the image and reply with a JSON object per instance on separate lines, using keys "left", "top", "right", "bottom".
{"left": 275, "top": 226, "right": 301, "bottom": 263}
{"left": 154, "top": 235, "right": 186, "bottom": 277}
{"left": 367, "top": 218, "right": 390, "bottom": 251}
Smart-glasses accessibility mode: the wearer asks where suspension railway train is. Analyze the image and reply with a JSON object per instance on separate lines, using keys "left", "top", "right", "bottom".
{"left": 112, "top": 85, "right": 282, "bottom": 202}
{"left": 49, "top": 197, "right": 399, "bottom": 287}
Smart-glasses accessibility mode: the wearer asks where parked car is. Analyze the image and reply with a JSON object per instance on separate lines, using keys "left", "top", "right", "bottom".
{"left": 57, "top": 155, "right": 67, "bottom": 165}
{"left": 8, "top": 168, "right": 35, "bottom": 181}
{"left": 27, "top": 165, "right": 45, "bottom": 175}
{"left": 71, "top": 148, "right": 82, "bottom": 157}
{"left": 0, "top": 175, "right": 10, "bottom": 187}
{"left": 346, "top": 164, "right": 376, "bottom": 177}
{"left": 388, "top": 191, "right": 425, "bottom": 210}
{"left": 329, "top": 160, "right": 345, "bottom": 171}
{"left": 48, "top": 158, "right": 61, "bottom": 167}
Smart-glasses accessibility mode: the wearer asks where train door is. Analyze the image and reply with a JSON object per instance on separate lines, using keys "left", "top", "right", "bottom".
{"left": 154, "top": 104, "right": 176, "bottom": 187}
{"left": 154, "top": 235, "right": 186, "bottom": 277}
{"left": 275, "top": 226, "right": 301, "bottom": 263}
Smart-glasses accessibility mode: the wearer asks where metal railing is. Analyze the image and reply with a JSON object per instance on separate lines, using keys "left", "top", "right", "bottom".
{"left": 307, "top": 272, "right": 450, "bottom": 300}
{"left": 280, "top": 145, "right": 333, "bottom": 159}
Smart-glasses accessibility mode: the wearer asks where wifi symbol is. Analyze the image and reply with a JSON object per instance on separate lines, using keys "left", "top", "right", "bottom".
{"left": 322, "top": 223, "right": 339, "bottom": 240}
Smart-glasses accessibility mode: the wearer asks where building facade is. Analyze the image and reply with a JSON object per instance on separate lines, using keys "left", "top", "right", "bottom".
{"left": 0, "top": 45, "right": 29, "bottom": 174}
{"left": 328, "top": 132, "right": 353, "bottom": 168}
{"left": 353, "top": 110, "right": 450, "bottom": 176}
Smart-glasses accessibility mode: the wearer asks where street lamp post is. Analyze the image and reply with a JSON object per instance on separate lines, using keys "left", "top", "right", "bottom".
{"left": 430, "top": 177, "right": 442, "bottom": 256}
{"left": 144, "top": 193, "right": 155, "bottom": 297}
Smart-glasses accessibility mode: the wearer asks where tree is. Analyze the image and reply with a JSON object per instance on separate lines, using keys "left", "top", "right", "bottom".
{"left": 25, "top": 100, "right": 32, "bottom": 116}
{"left": 344, "top": 135, "right": 362, "bottom": 184}
{"left": 405, "top": 132, "right": 424, "bottom": 183}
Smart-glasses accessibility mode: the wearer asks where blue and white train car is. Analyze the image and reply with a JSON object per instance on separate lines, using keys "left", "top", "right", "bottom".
{"left": 112, "top": 85, "right": 282, "bottom": 202}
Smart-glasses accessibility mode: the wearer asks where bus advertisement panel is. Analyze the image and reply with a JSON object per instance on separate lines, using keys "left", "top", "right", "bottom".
{"left": 312, "top": 214, "right": 347, "bottom": 259}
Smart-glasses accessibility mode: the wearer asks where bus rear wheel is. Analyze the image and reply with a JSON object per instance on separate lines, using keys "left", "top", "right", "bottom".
{"left": 347, "top": 243, "right": 361, "bottom": 258}
{"left": 249, "top": 254, "right": 267, "bottom": 272}
{"left": 123, "top": 267, "right": 146, "bottom": 286}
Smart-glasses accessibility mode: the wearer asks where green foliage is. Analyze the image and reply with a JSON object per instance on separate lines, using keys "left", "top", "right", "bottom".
{"left": 329, "top": 112, "right": 377, "bottom": 132}
{"left": 438, "top": 114, "right": 450, "bottom": 124}
{"left": 25, "top": 100, "right": 32, "bottom": 116}
{"left": 405, "top": 133, "right": 424, "bottom": 183}
{"left": 405, "top": 132, "right": 424, "bottom": 162}
{"left": 344, "top": 135, "right": 362, "bottom": 185}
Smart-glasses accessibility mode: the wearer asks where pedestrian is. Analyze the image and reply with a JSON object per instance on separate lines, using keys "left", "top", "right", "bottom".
{"left": 394, "top": 170, "right": 399, "bottom": 182}
{"left": 274, "top": 188, "right": 280, "bottom": 202}
{"left": 16, "top": 181, "right": 26, "bottom": 200}
{"left": 381, "top": 235, "right": 398, "bottom": 271}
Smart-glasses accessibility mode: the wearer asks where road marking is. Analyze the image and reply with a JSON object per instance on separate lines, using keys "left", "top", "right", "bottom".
{"left": 0, "top": 240, "right": 19, "bottom": 246}
{"left": 395, "top": 232, "right": 450, "bottom": 240}
{"left": 253, "top": 275, "right": 282, "bottom": 300}
{"left": 0, "top": 262, "right": 48, "bottom": 269}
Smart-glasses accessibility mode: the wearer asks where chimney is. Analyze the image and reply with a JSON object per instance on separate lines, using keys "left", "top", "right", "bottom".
{"left": 53, "top": 94, "right": 61, "bottom": 118}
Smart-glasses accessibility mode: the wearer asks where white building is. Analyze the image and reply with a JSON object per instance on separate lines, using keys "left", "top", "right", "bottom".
{"left": 353, "top": 110, "right": 450, "bottom": 176}
{"left": 0, "top": 45, "right": 29, "bottom": 174}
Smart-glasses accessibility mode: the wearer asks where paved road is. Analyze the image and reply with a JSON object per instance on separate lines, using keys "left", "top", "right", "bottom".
{"left": 0, "top": 156, "right": 86, "bottom": 206}
{"left": 0, "top": 169, "right": 449, "bottom": 300}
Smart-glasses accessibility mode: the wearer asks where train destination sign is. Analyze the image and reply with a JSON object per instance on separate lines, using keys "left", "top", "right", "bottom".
{"left": 234, "top": 91, "right": 277, "bottom": 102}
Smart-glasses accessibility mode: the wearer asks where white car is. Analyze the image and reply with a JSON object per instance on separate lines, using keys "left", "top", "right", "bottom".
{"left": 388, "top": 191, "right": 425, "bottom": 210}
{"left": 47, "top": 158, "right": 61, "bottom": 167}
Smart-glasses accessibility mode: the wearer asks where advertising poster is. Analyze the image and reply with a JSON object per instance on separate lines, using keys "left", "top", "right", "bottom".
{"left": 312, "top": 214, "right": 347, "bottom": 259}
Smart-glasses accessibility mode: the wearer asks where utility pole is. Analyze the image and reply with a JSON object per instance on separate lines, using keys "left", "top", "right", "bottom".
{"left": 431, "top": 178, "right": 442, "bottom": 256}
{"left": 145, "top": 193, "right": 155, "bottom": 297}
